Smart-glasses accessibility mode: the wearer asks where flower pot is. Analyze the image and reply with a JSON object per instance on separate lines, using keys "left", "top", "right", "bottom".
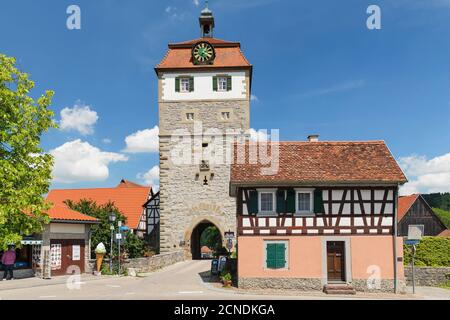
{"left": 95, "top": 253, "right": 105, "bottom": 272}
{"left": 222, "top": 280, "right": 232, "bottom": 287}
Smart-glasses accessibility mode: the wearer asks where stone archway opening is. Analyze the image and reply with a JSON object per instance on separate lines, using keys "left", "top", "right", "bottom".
{"left": 190, "top": 220, "right": 223, "bottom": 260}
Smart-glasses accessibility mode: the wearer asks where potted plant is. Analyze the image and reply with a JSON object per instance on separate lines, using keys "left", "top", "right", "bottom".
{"left": 221, "top": 272, "right": 232, "bottom": 288}
{"left": 94, "top": 242, "right": 107, "bottom": 274}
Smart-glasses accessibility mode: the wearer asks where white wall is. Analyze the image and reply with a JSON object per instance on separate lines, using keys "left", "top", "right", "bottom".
{"left": 161, "top": 71, "right": 247, "bottom": 101}
{"left": 50, "top": 223, "right": 85, "bottom": 234}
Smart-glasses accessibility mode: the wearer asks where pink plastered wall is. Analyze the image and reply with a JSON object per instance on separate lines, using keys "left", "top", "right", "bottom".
{"left": 238, "top": 235, "right": 404, "bottom": 280}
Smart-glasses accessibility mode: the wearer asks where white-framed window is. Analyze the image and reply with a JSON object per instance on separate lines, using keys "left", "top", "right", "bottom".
{"left": 221, "top": 111, "right": 230, "bottom": 120}
{"left": 218, "top": 76, "right": 228, "bottom": 91}
{"left": 257, "top": 189, "right": 276, "bottom": 215}
{"left": 180, "top": 78, "right": 190, "bottom": 93}
{"left": 186, "top": 113, "right": 195, "bottom": 121}
{"left": 295, "top": 188, "right": 314, "bottom": 216}
{"left": 264, "top": 240, "right": 288, "bottom": 270}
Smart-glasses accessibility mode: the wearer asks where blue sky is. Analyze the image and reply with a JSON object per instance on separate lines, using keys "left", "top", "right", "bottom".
{"left": 1, "top": 0, "right": 449, "bottom": 194}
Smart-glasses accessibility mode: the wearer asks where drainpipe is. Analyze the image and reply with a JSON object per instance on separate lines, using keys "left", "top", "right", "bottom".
{"left": 393, "top": 186, "right": 399, "bottom": 294}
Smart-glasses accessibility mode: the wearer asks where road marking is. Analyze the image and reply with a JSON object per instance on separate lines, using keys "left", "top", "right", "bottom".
{"left": 125, "top": 292, "right": 136, "bottom": 295}
{"left": 178, "top": 291, "right": 204, "bottom": 294}
{"left": 106, "top": 285, "right": 121, "bottom": 288}
{"left": 39, "top": 295, "right": 57, "bottom": 299}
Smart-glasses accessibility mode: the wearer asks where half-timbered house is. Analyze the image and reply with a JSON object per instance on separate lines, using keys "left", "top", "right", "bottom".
{"left": 230, "top": 139, "right": 408, "bottom": 293}
{"left": 397, "top": 194, "right": 446, "bottom": 236}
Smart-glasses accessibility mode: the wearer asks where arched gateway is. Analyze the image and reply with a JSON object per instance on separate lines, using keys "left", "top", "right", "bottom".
{"left": 189, "top": 219, "right": 223, "bottom": 260}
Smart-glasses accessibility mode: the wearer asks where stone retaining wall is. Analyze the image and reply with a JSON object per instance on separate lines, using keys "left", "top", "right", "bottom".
{"left": 404, "top": 266, "right": 450, "bottom": 286}
{"left": 123, "top": 250, "right": 185, "bottom": 275}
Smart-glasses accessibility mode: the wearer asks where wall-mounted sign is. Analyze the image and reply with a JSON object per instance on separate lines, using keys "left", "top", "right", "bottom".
{"left": 408, "top": 225, "right": 424, "bottom": 240}
{"left": 72, "top": 245, "right": 81, "bottom": 261}
{"left": 115, "top": 233, "right": 122, "bottom": 240}
{"left": 224, "top": 231, "right": 235, "bottom": 240}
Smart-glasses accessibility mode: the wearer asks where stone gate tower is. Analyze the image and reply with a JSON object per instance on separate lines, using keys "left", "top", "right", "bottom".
{"left": 155, "top": 4, "right": 252, "bottom": 257}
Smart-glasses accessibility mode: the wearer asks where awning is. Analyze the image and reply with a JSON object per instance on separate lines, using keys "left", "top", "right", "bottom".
{"left": 21, "top": 240, "right": 43, "bottom": 245}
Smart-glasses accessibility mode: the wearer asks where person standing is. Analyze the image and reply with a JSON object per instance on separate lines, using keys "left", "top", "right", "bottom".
{"left": 2, "top": 245, "right": 16, "bottom": 281}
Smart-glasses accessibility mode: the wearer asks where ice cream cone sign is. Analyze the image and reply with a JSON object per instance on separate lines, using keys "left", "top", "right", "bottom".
{"left": 95, "top": 243, "right": 107, "bottom": 273}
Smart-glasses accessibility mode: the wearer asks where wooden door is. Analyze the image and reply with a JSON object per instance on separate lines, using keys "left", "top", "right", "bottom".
{"left": 327, "top": 241, "right": 346, "bottom": 282}
{"left": 50, "top": 240, "right": 85, "bottom": 276}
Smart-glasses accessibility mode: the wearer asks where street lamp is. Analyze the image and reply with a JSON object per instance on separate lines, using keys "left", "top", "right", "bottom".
{"left": 108, "top": 213, "right": 116, "bottom": 274}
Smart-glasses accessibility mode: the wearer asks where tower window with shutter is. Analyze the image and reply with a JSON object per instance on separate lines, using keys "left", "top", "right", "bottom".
{"left": 214, "top": 75, "right": 232, "bottom": 92}
{"left": 218, "top": 76, "right": 227, "bottom": 91}
{"left": 180, "top": 78, "right": 190, "bottom": 93}
{"left": 265, "top": 241, "right": 288, "bottom": 269}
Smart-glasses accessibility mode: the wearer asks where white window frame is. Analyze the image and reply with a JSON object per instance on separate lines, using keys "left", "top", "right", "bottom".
{"left": 218, "top": 76, "right": 228, "bottom": 92}
{"left": 180, "top": 77, "right": 190, "bottom": 93}
{"left": 295, "top": 188, "right": 315, "bottom": 216}
{"left": 263, "top": 240, "right": 289, "bottom": 270}
{"left": 257, "top": 188, "right": 277, "bottom": 216}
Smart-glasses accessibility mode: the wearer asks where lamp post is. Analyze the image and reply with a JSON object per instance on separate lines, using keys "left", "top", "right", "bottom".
{"left": 108, "top": 212, "right": 116, "bottom": 274}
{"left": 118, "top": 220, "right": 122, "bottom": 276}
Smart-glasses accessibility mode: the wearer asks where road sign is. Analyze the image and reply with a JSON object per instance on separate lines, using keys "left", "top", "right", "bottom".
{"left": 115, "top": 233, "right": 122, "bottom": 240}
{"left": 224, "top": 231, "right": 235, "bottom": 239}
{"left": 211, "top": 259, "right": 219, "bottom": 275}
{"left": 405, "top": 239, "right": 420, "bottom": 245}
{"left": 226, "top": 238, "right": 233, "bottom": 250}
{"left": 408, "top": 225, "right": 424, "bottom": 240}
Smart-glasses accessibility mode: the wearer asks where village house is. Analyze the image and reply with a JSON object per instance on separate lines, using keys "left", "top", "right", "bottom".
{"left": 397, "top": 194, "right": 447, "bottom": 236}
{"left": 230, "top": 140, "right": 408, "bottom": 293}
{"left": 8, "top": 204, "right": 98, "bottom": 279}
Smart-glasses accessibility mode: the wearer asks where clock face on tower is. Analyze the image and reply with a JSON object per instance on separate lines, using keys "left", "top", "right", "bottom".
{"left": 192, "top": 41, "right": 215, "bottom": 65}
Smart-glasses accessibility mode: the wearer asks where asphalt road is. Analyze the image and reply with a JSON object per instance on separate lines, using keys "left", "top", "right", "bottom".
{"left": 0, "top": 260, "right": 448, "bottom": 300}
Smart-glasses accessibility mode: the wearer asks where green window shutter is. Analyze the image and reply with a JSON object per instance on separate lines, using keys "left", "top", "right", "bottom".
{"left": 248, "top": 190, "right": 258, "bottom": 214}
{"left": 213, "top": 76, "right": 218, "bottom": 91}
{"left": 175, "top": 77, "right": 180, "bottom": 92}
{"left": 275, "top": 243, "right": 286, "bottom": 269}
{"left": 286, "top": 189, "right": 296, "bottom": 213}
{"left": 189, "top": 77, "right": 194, "bottom": 92}
{"left": 314, "top": 189, "right": 325, "bottom": 213}
{"left": 276, "top": 190, "right": 286, "bottom": 213}
{"left": 266, "top": 244, "right": 277, "bottom": 269}
{"left": 227, "top": 76, "right": 232, "bottom": 91}
{"left": 266, "top": 243, "right": 286, "bottom": 269}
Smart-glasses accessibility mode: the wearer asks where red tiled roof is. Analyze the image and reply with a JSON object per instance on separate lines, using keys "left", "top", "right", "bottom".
{"left": 201, "top": 246, "right": 213, "bottom": 254}
{"left": 116, "top": 179, "right": 145, "bottom": 188}
{"left": 438, "top": 229, "right": 450, "bottom": 237}
{"left": 230, "top": 141, "right": 408, "bottom": 186}
{"left": 398, "top": 194, "right": 420, "bottom": 221}
{"left": 156, "top": 37, "right": 251, "bottom": 71}
{"left": 46, "top": 204, "right": 98, "bottom": 223}
{"left": 46, "top": 183, "right": 151, "bottom": 229}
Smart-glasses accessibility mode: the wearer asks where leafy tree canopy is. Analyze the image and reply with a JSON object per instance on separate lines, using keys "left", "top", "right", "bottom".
{"left": 0, "top": 54, "right": 56, "bottom": 249}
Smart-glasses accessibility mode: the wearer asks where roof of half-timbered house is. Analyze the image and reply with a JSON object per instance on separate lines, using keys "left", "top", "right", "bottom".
{"left": 230, "top": 141, "right": 408, "bottom": 187}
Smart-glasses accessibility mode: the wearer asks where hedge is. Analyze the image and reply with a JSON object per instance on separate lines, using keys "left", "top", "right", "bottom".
{"left": 403, "top": 237, "right": 450, "bottom": 267}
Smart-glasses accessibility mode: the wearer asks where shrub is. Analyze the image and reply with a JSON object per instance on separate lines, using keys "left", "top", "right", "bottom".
{"left": 403, "top": 237, "right": 450, "bottom": 267}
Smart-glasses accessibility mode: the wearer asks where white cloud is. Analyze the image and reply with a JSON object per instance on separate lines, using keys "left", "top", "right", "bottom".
{"left": 248, "top": 128, "right": 268, "bottom": 142}
{"left": 193, "top": 0, "right": 200, "bottom": 6}
{"left": 123, "top": 126, "right": 159, "bottom": 153}
{"left": 59, "top": 103, "right": 99, "bottom": 135}
{"left": 137, "top": 165, "right": 160, "bottom": 190}
{"left": 50, "top": 140, "right": 128, "bottom": 183}
{"left": 102, "top": 138, "right": 112, "bottom": 144}
{"left": 251, "top": 94, "right": 259, "bottom": 102}
{"left": 399, "top": 153, "right": 450, "bottom": 195}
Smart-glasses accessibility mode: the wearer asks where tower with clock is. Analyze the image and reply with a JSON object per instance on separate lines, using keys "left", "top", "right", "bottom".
{"left": 155, "top": 2, "right": 252, "bottom": 257}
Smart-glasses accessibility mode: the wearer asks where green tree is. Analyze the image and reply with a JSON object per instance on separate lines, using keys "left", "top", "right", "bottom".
{"left": 0, "top": 54, "right": 56, "bottom": 249}
{"left": 65, "top": 199, "right": 126, "bottom": 257}
{"left": 65, "top": 199, "right": 145, "bottom": 258}
{"left": 200, "top": 226, "right": 222, "bottom": 251}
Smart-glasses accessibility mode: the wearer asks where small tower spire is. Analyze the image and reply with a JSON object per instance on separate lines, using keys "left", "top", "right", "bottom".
{"left": 199, "top": 0, "right": 215, "bottom": 38}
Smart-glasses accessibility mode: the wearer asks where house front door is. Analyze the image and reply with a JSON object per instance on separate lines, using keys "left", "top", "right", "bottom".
{"left": 327, "top": 241, "right": 346, "bottom": 282}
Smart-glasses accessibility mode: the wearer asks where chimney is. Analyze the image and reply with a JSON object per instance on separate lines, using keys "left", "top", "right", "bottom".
{"left": 307, "top": 135, "right": 319, "bottom": 142}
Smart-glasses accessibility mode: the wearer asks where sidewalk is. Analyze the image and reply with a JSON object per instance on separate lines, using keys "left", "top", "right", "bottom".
{"left": 0, "top": 274, "right": 114, "bottom": 292}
